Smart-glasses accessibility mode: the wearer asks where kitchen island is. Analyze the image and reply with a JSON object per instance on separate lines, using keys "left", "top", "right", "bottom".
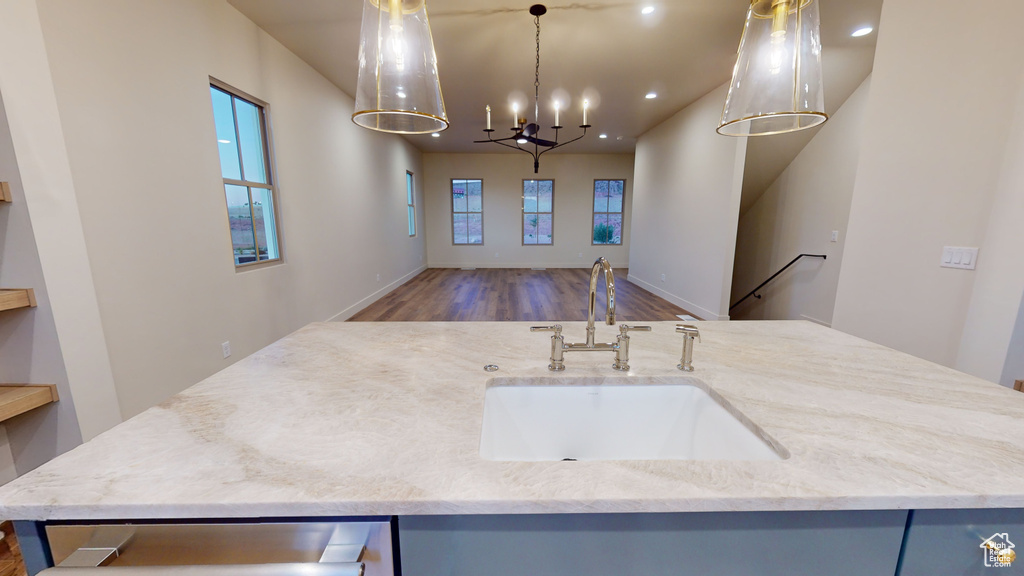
{"left": 1, "top": 321, "right": 1022, "bottom": 575}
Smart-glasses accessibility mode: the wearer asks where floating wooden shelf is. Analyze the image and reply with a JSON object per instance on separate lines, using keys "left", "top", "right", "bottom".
{"left": 0, "top": 289, "right": 35, "bottom": 313}
{"left": 0, "top": 182, "right": 10, "bottom": 203}
{"left": 0, "top": 384, "right": 58, "bottom": 423}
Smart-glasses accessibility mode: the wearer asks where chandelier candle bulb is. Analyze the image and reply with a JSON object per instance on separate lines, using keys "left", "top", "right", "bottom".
{"left": 554, "top": 103, "right": 560, "bottom": 128}
{"left": 486, "top": 105, "right": 491, "bottom": 130}
{"left": 512, "top": 103, "right": 519, "bottom": 130}
{"left": 583, "top": 100, "right": 589, "bottom": 126}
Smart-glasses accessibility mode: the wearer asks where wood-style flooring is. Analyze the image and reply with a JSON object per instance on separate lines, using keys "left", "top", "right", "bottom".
{"left": 0, "top": 522, "right": 27, "bottom": 576}
{"left": 348, "top": 268, "right": 695, "bottom": 322}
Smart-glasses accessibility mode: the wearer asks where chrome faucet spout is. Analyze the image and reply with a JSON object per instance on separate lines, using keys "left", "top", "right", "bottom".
{"left": 586, "top": 257, "right": 616, "bottom": 346}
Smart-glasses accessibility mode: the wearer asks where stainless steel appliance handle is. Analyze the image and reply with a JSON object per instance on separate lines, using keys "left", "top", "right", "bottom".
{"left": 40, "top": 564, "right": 364, "bottom": 576}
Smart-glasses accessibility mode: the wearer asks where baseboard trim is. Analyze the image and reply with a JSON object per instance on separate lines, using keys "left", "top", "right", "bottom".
{"left": 626, "top": 274, "right": 726, "bottom": 321}
{"left": 327, "top": 265, "right": 428, "bottom": 322}
{"left": 427, "top": 262, "right": 628, "bottom": 269}
{"left": 799, "top": 314, "right": 832, "bottom": 328}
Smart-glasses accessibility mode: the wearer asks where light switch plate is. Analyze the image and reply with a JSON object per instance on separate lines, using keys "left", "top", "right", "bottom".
{"left": 941, "top": 247, "right": 979, "bottom": 270}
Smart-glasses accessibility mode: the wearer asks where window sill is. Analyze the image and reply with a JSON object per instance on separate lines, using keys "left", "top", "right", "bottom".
{"left": 234, "top": 257, "right": 283, "bottom": 272}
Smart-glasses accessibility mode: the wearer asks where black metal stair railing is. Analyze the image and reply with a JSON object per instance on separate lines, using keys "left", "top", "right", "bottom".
{"left": 730, "top": 254, "right": 827, "bottom": 312}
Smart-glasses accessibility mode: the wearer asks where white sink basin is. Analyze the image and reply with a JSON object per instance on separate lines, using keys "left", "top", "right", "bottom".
{"left": 479, "top": 377, "right": 785, "bottom": 462}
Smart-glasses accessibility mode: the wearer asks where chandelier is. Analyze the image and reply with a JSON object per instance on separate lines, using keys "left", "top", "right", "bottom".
{"left": 475, "top": 4, "right": 591, "bottom": 173}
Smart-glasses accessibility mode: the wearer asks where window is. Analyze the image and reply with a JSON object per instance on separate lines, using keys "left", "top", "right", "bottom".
{"left": 451, "top": 179, "right": 483, "bottom": 244}
{"left": 406, "top": 171, "right": 416, "bottom": 237}
{"left": 210, "top": 80, "right": 280, "bottom": 266}
{"left": 593, "top": 179, "right": 625, "bottom": 245}
{"left": 523, "top": 179, "right": 554, "bottom": 245}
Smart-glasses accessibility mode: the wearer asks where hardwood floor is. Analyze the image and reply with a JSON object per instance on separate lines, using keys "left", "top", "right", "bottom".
{"left": 348, "top": 268, "right": 696, "bottom": 322}
{"left": 0, "top": 522, "right": 27, "bottom": 576}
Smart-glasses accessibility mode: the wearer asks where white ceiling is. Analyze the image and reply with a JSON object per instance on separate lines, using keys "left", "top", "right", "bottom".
{"left": 228, "top": 0, "right": 882, "bottom": 192}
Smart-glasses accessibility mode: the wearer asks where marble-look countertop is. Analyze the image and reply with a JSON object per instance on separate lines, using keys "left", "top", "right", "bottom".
{"left": 1, "top": 320, "right": 1023, "bottom": 520}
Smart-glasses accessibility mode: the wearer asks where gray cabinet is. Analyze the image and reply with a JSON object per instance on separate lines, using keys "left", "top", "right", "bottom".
{"left": 897, "top": 508, "right": 1024, "bottom": 575}
{"left": 399, "top": 511, "right": 907, "bottom": 576}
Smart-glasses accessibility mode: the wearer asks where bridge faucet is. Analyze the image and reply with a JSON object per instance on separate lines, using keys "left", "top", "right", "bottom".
{"left": 531, "top": 258, "right": 649, "bottom": 371}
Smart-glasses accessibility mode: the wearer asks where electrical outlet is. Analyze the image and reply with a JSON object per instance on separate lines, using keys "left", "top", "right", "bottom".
{"left": 495, "top": 252, "right": 499, "bottom": 258}
{"left": 221, "top": 341, "right": 231, "bottom": 359}
{"left": 661, "top": 273, "right": 667, "bottom": 282}
{"left": 941, "top": 247, "right": 979, "bottom": 270}
{"left": 578, "top": 252, "right": 583, "bottom": 258}
{"left": 831, "top": 230, "right": 839, "bottom": 243}
{"left": 376, "top": 273, "right": 381, "bottom": 282}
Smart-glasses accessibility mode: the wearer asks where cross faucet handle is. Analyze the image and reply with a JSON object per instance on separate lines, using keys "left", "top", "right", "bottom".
{"left": 531, "top": 325, "right": 565, "bottom": 371}
{"left": 611, "top": 325, "right": 650, "bottom": 372}
{"left": 676, "top": 324, "right": 701, "bottom": 342}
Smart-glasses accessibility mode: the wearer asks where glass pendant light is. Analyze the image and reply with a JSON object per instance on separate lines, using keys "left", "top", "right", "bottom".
{"left": 718, "top": 0, "right": 827, "bottom": 136}
{"left": 353, "top": 0, "right": 449, "bottom": 134}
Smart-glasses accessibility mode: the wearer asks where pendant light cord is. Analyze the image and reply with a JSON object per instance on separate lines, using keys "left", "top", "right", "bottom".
{"left": 534, "top": 13, "right": 541, "bottom": 125}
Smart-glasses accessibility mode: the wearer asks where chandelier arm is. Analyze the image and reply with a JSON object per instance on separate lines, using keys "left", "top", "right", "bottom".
{"left": 535, "top": 128, "right": 588, "bottom": 158}
{"left": 472, "top": 138, "right": 526, "bottom": 152}
{"left": 472, "top": 129, "right": 524, "bottom": 144}
{"left": 472, "top": 133, "right": 535, "bottom": 154}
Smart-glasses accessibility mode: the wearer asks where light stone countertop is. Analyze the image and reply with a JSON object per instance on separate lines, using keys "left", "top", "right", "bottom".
{"left": 1, "top": 320, "right": 1023, "bottom": 521}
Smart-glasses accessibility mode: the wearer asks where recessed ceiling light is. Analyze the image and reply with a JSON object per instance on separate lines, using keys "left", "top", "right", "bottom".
{"left": 851, "top": 26, "right": 873, "bottom": 37}
{"left": 616, "top": 136, "right": 623, "bottom": 141}
{"left": 641, "top": 6, "right": 655, "bottom": 15}
{"left": 599, "top": 134, "right": 608, "bottom": 139}
{"left": 218, "top": 139, "right": 231, "bottom": 144}
{"left": 645, "top": 92, "right": 657, "bottom": 99}
{"left": 431, "top": 133, "right": 440, "bottom": 138}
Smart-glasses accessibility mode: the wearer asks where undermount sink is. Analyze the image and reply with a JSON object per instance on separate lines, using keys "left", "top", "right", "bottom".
{"left": 479, "top": 377, "right": 786, "bottom": 462}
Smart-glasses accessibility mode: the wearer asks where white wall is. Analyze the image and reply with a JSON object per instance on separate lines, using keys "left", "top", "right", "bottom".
{"left": 0, "top": 90, "right": 84, "bottom": 478}
{"left": 31, "top": 0, "right": 426, "bottom": 419}
{"left": 731, "top": 76, "right": 872, "bottom": 326}
{"left": 1000, "top": 291, "right": 1024, "bottom": 387}
{"left": 0, "top": 0, "right": 122, "bottom": 444}
{"left": 955, "top": 60, "right": 1024, "bottom": 382}
{"left": 0, "top": 427, "right": 15, "bottom": 484}
{"left": 424, "top": 154, "right": 634, "bottom": 269}
{"left": 832, "top": 0, "right": 1024, "bottom": 367}
{"left": 628, "top": 84, "right": 746, "bottom": 320}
